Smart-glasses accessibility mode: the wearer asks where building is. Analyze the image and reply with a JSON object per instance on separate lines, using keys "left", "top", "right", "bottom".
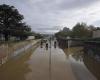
{"left": 27, "top": 36, "right": 35, "bottom": 40}
{"left": 93, "top": 30, "right": 100, "bottom": 38}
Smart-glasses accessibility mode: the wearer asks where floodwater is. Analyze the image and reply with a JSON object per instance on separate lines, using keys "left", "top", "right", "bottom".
{"left": 64, "top": 47, "right": 100, "bottom": 80}
{"left": 0, "top": 41, "right": 99, "bottom": 80}
{"left": 0, "top": 44, "right": 38, "bottom": 80}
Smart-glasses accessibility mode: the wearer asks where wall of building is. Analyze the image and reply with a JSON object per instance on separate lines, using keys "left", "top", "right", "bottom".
{"left": 93, "top": 30, "right": 100, "bottom": 38}
{"left": 27, "top": 36, "right": 35, "bottom": 40}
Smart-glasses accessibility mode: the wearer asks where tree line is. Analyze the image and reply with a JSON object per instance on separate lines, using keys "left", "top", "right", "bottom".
{"left": 0, "top": 4, "right": 34, "bottom": 41}
{"left": 55, "top": 22, "right": 100, "bottom": 39}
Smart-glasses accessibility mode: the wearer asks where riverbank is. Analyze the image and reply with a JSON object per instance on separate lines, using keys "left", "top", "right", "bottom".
{"left": 0, "top": 39, "right": 40, "bottom": 66}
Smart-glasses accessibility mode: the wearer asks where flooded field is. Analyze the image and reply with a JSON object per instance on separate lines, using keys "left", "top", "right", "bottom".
{"left": 64, "top": 47, "right": 100, "bottom": 80}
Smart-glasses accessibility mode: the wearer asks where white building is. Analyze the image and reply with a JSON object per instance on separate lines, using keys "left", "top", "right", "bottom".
{"left": 93, "top": 30, "right": 100, "bottom": 38}
{"left": 27, "top": 36, "right": 35, "bottom": 40}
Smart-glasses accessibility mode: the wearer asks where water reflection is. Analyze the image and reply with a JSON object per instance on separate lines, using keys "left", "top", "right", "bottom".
{"left": 83, "top": 54, "right": 100, "bottom": 80}
{"left": 64, "top": 47, "right": 84, "bottom": 61}
{"left": 64, "top": 47, "right": 100, "bottom": 80}
{"left": 0, "top": 46, "right": 36, "bottom": 80}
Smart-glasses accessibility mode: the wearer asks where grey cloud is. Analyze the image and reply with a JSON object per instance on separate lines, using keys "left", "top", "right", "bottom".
{"left": 29, "top": 0, "right": 99, "bottom": 13}
{"left": 0, "top": 0, "right": 100, "bottom": 34}
{"left": 59, "top": 0, "right": 99, "bottom": 10}
{"left": 93, "top": 20, "right": 100, "bottom": 27}
{"left": 37, "top": 26, "right": 60, "bottom": 30}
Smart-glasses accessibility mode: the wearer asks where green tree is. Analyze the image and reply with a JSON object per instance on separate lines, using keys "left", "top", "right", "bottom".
{"left": 71, "top": 22, "right": 91, "bottom": 38}
{"left": 0, "top": 4, "right": 24, "bottom": 41}
{"left": 35, "top": 33, "right": 43, "bottom": 39}
{"left": 11, "top": 22, "right": 32, "bottom": 40}
{"left": 55, "top": 27, "right": 71, "bottom": 38}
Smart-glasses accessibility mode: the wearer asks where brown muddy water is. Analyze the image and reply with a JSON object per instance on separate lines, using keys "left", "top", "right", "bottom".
{"left": 64, "top": 47, "right": 100, "bottom": 80}
{"left": 0, "top": 44, "right": 38, "bottom": 80}
{"left": 0, "top": 43, "right": 100, "bottom": 80}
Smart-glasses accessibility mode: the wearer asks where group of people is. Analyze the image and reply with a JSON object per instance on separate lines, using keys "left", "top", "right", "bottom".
{"left": 40, "top": 39, "right": 57, "bottom": 50}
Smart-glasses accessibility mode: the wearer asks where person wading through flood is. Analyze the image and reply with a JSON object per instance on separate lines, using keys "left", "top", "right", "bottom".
{"left": 54, "top": 41, "right": 57, "bottom": 48}
{"left": 46, "top": 42, "right": 48, "bottom": 50}
{"left": 40, "top": 40, "right": 43, "bottom": 48}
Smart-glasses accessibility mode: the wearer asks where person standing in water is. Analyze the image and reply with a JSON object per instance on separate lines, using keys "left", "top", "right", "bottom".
{"left": 40, "top": 40, "right": 43, "bottom": 48}
{"left": 54, "top": 41, "right": 57, "bottom": 48}
{"left": 46, "top": 42, "right": 48, "bottom": 50}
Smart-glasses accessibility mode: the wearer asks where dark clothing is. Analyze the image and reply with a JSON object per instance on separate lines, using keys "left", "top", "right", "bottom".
{"left": 54, "top": 41, "right": 57, "bottom": 48}
{"left": 46, "top": 43, "right": 48, "bottom": 50}
{"left": 40, "top": 41, "right": 43, "bottom": 48}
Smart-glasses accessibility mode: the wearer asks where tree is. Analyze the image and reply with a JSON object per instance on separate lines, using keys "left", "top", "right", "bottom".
{"left": 10, "top": 22, "right": 32, "bottom": 40}
{"left": 62, "top": 27, "right": 70, "bottom": 32}
{"left": 71, "top": 22, "right": 91, "bottom": 38}
{"left": 35, "top": 33, "right": 43, "bottom": 39}
{"left": 96, "top": 27, "right": 100, "bottom": 30}
{"left": 55, "top": 27, "right": 71, "bottom": 38}
{"left": 0, "top": 4, "right": 24, "bottom": 41}
{"left": 55, "top": 22, "right": 97, "bottom": 39}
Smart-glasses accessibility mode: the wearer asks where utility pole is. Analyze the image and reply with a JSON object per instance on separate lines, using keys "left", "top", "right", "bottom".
{"left": 49, "top": 36, "right": 51, "bottom": 80}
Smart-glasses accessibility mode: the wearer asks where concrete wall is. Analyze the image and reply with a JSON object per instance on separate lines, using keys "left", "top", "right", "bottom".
{"left": 69, "top": 40, "right": 83, "bottom": 47}
{"left": 57, "top": 37, "right": 83, "bottom": 49}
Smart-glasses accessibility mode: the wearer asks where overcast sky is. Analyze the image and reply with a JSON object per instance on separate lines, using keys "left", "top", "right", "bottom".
{"left": 0, "top": 0, "right": 100, "bottom": 34}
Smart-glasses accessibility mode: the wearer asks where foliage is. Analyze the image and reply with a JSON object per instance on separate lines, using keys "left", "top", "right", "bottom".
{"left": 55, "top": 22, "right": 96, "bottom": 39}
{"left": 0, "top": 4, "right": 32, "bottom": 41}
{"left": 71, "top": 23, "right": 92, "bottom": 38}
{"left": 55, "top": 27, "right": 71, "bottom": 38}
{"left": 35, "top": 33, "right": 43, "bottom": 39}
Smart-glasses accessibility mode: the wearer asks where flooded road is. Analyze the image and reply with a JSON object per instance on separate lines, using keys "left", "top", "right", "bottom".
{"left": 24, "top": 43, "right": 76, "bottom": 80}
{"left": 0, "top": 41, "right": 99, "bottom": 80}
